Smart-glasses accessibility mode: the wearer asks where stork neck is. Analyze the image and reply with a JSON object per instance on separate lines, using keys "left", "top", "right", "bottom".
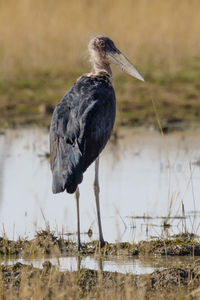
{"left": 92, "top": 60, "right": 112, "bottom": 79}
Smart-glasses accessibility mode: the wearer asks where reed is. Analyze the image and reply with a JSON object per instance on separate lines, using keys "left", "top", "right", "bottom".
{"left": 0, "top": 0, "right": 200, "bottom": 77}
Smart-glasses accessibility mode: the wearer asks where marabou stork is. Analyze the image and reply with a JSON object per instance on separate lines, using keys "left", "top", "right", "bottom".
{"left": 50, "top": 36, "right": 144, "bottom": 250}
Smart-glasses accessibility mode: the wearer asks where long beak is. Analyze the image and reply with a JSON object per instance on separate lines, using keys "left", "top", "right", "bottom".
{"left": 107, "top": 51, "right": 145, "bottom": 81}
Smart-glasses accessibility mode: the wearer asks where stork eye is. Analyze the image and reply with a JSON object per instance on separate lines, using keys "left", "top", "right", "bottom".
{"left": 99, "top": 40, "right": 105, "bottom": 48}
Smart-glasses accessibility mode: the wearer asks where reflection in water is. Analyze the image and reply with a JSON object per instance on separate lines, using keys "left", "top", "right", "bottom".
{"left": 0, "top": 133, "right": 12, "bottom": 209}
{"left": 2, "top": 256, "right": 155, "bottom": 275}
{"left": 2, "top": 254, "right": 198, "bottom": 275}
{"left": 0, "top": 127, "right": 200, "bottom": 242}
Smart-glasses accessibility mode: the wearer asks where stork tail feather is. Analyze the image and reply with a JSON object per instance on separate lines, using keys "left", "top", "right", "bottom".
{"left": 52, "top": 140, "right": 83, "bottom": 194}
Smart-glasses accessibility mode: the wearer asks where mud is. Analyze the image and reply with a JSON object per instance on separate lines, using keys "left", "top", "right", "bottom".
{"left": 0, "top": 231, "right": 200, "bottom": 257}
{"left": 1, "top": 232, "right": 200, "bottom": 298}
{"left": 1, "top": 260, "right": 200, "bottom": 299}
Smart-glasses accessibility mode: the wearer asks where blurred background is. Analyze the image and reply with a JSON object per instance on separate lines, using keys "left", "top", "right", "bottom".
{"left": 0, "top": 0, "right": 200, "bottom": 129}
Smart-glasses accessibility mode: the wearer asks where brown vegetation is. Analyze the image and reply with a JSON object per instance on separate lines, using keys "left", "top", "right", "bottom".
{"left": 0, "top": 231, "right": 199, "bottom": 257}
{"left": 0, "top": 1, "right": 200, "bottom": 129}
{"left": 1, "top": 261, "right": 200, "bottom": 299}
{"left": 0, "top": 0, "right": 200, "bottom": 77}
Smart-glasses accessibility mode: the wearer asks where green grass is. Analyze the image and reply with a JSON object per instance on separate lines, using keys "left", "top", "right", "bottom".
{"left": 0, "top": 66, "right": 200, "bottom": 130}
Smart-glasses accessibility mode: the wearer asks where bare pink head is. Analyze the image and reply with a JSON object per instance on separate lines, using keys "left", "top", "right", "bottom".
{"left": 88, "top": 36, "right": 144, "bottom": 81}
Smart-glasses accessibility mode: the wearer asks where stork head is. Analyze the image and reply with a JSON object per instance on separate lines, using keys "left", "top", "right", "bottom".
{"left": 88, "top": 36, "right": 144, "bottom": 81}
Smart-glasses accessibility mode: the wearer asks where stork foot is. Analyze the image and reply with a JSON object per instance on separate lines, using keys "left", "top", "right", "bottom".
{"left": 96, "top": 239, "right": 107, "bottom": 249}
{"left": 77, "top": 242, "right": 82, "bottom": 252}
{"left": 100, "top": 240, "right": 106, "bottom": 248}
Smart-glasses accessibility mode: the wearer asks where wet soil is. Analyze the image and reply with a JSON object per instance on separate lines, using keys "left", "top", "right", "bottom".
{"left": 1, "top": 232, "right": 200, "bottom": 298}
{"left": 1, "top": 260, "right": 200, "bottom": 299}
{"left": 0, "top": 231, "right": 199, "bottom": 257}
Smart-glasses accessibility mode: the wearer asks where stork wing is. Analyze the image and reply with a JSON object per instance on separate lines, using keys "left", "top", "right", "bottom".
{"left": 50, "top": 75, "right": 116, "bottom": 193}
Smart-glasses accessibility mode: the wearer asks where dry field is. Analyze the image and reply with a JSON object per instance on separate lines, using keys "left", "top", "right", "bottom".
{"left": 0, "top": 1, "right": 200, "bottom": 127}
{"left": 0, "top": 0, "right": 200, "bottom": 76}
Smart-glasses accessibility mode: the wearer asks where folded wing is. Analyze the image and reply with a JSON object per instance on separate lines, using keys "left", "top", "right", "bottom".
{"left": 50, "top": 75, "right": 116, "bottom": 194}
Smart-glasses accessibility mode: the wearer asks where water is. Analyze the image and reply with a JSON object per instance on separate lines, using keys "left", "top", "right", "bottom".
{"left": 1, "top": 255, "right": 198, "bottom": 275}
{"left": 1, "top": 127, "right": 200, "bottom": 243}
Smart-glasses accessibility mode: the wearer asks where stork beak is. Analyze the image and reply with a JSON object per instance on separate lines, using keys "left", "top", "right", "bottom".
{"left": 107, "top": 51, "right": 145, "bottom": 82}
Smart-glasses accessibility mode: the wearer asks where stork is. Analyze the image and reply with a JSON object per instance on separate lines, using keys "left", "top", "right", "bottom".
{"left": 50, "top": 36, "right": 144, "bottom": 250}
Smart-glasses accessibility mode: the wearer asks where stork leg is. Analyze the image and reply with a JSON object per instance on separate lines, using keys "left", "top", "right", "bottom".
{"left": 93, "top": 157, "right": 105, "bottom": 247}
{"left": 75, "top": 187, "right": 81, "bottom": 251}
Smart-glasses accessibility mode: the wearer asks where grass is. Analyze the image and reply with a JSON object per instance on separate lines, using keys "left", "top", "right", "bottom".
{"left": 0, "top": 0, "right": 200, "bottom": 76}
{"left": 0, "top": 262, "right": 195, "bottom": 299}
{"left": 0, "top": 230, "right": 199, "bottom": 258}
{"left": 0, "top": 232, "right": 200, "bottom": 299}
{"left": 0, "top": 231, "right": 200, "bottom": 299}
{"left": 1, "top": 3, "right": 200, "bottom": 296}
{"left": 0, "top": 1, "right": 200, "bottom": 129}
{"left": 0, "top": 67, "right": 200, "bottom": 130}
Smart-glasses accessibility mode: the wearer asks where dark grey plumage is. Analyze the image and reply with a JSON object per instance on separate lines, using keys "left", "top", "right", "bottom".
{"left": 50, "top": 73, "right": 116, "bottom": 194}
{"left": 50, "top": 36, "right": 144, "bottom": 250}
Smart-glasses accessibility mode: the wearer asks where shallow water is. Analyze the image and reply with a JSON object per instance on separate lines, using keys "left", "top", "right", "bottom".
{"left": 2, "top": 255, "right": 198, "bottom": 275}
{"left": 1, "top": 127, "right": 200, "bottom": 242}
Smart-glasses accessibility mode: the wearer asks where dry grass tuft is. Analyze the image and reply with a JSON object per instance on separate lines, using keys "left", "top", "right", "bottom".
{"left": 0, "top": 0, "right": 200, "bottom": 77}
{"left": 0, "top": 262, "right": 198, "bottom": 300}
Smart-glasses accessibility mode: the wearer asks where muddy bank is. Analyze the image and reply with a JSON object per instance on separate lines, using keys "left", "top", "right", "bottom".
{"left": 1, "top": 232, "right": 200, "bottom": 298}
{"left": 0, "top": 231, "right": 200, "bottom": 257}
{"left": 1, "top": 260, "right": 200, "bottom": 299}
